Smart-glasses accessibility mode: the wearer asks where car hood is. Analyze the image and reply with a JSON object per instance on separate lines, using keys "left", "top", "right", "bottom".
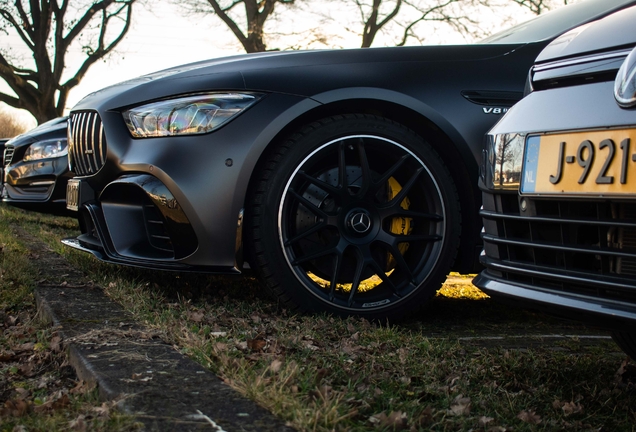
{"left": 536, "top": 4, "right": 636, "bottom": 63}
{"left": 6, "top": 117, "right": 68, "bottom": 148}
{"left": 72, "top": 44, "right": 523, "bottom": 111}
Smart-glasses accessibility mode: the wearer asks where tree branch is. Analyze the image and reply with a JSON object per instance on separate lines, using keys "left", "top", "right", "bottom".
{"left": 0, "top": 7, "right": 35, "bottom": 51}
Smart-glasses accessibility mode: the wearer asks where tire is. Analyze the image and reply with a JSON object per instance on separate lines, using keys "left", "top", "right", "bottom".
{"left": 612, "top": 332, "right": 636, "bottom": 361}
{"left": 247, "top": 114, "right": 461, "bottom": 319}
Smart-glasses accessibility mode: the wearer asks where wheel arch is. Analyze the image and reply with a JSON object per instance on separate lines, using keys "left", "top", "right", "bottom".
{"left": 241, "top": 90, "right": 481, "bottom": 273}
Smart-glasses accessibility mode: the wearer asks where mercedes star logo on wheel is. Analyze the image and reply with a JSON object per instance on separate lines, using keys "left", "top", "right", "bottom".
{"left": 350, "top": 212, "right": 372, "bottom": 234}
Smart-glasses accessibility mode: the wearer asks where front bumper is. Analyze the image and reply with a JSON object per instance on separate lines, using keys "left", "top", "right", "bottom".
{"left": 63, "top": 174, "right": 240, "bottom": 274}
{"left": 475, "top": 80, "right": 636, "bottom": 332}
{"left": 2, "top": 156, "right": 73, "bottom": 212}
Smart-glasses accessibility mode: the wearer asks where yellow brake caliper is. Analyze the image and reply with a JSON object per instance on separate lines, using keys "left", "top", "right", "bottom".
{"left": 387, "top": 177, "right": 413, "bottom": 271}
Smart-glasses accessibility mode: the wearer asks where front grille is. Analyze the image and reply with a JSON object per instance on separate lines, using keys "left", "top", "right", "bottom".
{"left": 481, "top": 192, "right": 636, "bottom": 304}
{"left": 4, "top": 145, "right": 14, "bottom": 166}
{"left": 68, "top": 111, "right": 107, "bottom": 176}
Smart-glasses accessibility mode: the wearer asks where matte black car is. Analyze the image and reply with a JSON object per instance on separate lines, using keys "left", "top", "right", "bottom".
{"left": 476, "top": 6, "right": 636, "bottom": 358}
{"left": 2, "top": 117, "right": 73, "bottom": 214}
{"left": 63, "top": 0, "right": 636, "bottom": 319}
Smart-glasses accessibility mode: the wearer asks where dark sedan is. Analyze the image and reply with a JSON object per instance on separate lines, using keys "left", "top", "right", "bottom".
{"left": 63, "top": 0, "right": 636, "bottom": 319}
{"left": 476, "top": 6, "right": 636, "bottom": 359}
{"left": 2, "top": 117, "right": 73, "bottom": 215}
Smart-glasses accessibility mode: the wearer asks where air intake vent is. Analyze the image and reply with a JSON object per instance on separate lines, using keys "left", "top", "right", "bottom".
{"left": 68, "top": 111, "right": 107, "bottom": 176}
{"left": 4, "top": 145, "right": 14, "bottom": 166}
{"left": 461, "top": 90, "right": 523, "bottom": 107}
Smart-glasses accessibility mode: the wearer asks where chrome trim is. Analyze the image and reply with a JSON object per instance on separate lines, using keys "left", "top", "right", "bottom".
{"left": 533, "top": 48, "right": 632, "bottom": 73}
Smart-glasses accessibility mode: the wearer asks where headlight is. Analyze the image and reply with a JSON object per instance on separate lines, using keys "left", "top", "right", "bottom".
{"left": 123, "top": 92, "right": 263, "bottom": 138}
{"left": 483, "top": 133, "right": 525, "bottom": 190}
{"left": 615, "top": 46, "right": 636, "bottom": 108}
{"left": 23, "top": 138, "right": 68, "bottom": 161}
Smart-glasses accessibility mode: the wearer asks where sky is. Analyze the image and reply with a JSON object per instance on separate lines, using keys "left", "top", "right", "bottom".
{"left": 1, "top": 1, "right": 542, "bottom": 127}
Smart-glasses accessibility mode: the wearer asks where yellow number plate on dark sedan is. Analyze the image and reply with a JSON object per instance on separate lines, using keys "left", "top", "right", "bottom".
{"left": 521, "top": 129, "right": 636, "bottom": 195}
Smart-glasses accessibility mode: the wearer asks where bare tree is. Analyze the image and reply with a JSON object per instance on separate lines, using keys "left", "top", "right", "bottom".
{"left": 351, "top": 0, "right": 483, "bottom": 48}
{"left": 178, "top": 0, "right": 296, "bottom": 53}
{"left": 511, "top": 0, "right": 570, "bottom": 15}
{"left": 317, "top": 0, "right": 574, "bottom": 48}
{"left": 358, "top": 0, "right": 402, "bottom": 47}
{"left": 0, "top": 0, "right": 138, "bottom": 124}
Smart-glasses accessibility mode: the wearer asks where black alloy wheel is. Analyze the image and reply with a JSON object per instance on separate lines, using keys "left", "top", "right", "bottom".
{"left": 248, "top": 115, "right": 460, "bottom": 319}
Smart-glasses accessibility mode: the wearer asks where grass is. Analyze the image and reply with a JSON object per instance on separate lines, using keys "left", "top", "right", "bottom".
{"left": 2, "top": 204, "right": 636, "bottom": 431}
{"left": 0, "top": 207, "right": 141, "bottom": 431}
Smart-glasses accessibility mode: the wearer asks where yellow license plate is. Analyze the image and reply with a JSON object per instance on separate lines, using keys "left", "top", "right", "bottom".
{"left": 521, "top": 129, "right": 636, "bottom": 195}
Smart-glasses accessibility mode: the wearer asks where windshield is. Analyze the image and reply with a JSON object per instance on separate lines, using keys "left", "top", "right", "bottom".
{"left": 481, "top": 0, "right": 636, "bottom": 44}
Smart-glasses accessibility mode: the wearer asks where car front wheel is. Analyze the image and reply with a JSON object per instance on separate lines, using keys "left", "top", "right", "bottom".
{"left": 247, "top": 114, "right": 460, "bottom": 319}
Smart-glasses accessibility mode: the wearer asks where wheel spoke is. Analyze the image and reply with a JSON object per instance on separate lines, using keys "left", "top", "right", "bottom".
{"left": 289, "top": 188, "right": 328, "bottom": 218}
{"left": 389, "top": 167, "right": 423, "bottom": 206}
{"left": 338, "top": 141, "right": 348, "bottom": 191}
{"left": 389, "top": 233, "right": 443, "bottom": 244}
{"left": 356, "top": 138, "right": 372, "bottom": 197}
{"left": 376, "top": 154, "right": 410, "bottom": 189}
{"left": 328, "top": 252, "right": 344, "bottom": 302}
{"left": 347, "top": 248, "right": 367, "bottom": 307}
{"left": 391, "top": 209, "right": 443, "bottom": 221}
{"left": 284, "top": 220, "right": 327, "bottom": 246}
{"left": 370, "top": 260, "right": 401, "bottom": 297}
{"left": 388, "top": 245, "right": 414, "bottom": 283}
{"left": 297, "top": 170, "right": 340, "bottom": 195}
{"left": 291, "top": 245, "right": 337, "bottom": 265}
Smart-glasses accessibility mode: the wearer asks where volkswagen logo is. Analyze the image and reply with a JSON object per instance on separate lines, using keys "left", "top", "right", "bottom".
{"left": 348, "top": 211, "right": 372, "bottom": 234}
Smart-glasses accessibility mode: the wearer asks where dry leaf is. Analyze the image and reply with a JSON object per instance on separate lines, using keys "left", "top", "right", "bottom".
{"left": 15, "top": 388, "right": 30, "bottom": 399}
{"left": 211, "top": 343, "right": 227, "bottom": 354}
{"left": 369, "top": 411, "right": 408, "bottom": 430}
{"left": 70, "top": 380, "right": 95, "bottom": 395}
{"left": 269, "top": 359, "right": 283, "bottom": 373}
{"left": 50, "top": 336, "right": 62, "bottom": 353}
{"left": 314, "top": 368, "right": 328, "bottom": 385}
{"left": 0, "top": 351, "right": 16, "bottom": 362}
{"left": 52, "top": 394, "right": 70, "bottom": 410}
{"left": 187, "top": 311, "right": 205, "bottom": 322}
{"left": 236, "top": 341, "right": 248, "bottom": 351}
{"left": 449, "top": 395, "right": 471, "bottom": 416}
{"left": 92, "top": 402, "right": 111, "bottom": 417}
{"left": 247, "top": 338, "right": 266, "bottom": 352}
{"left": 15, "top": 342, "right": 35, "bottom": 352}
{"left": 479, "top": 416, "right": 494, "bottom": 427}
{"left": 561, "top": 401, "right": 583, "bottom": 417}
{"left": 5, "top": 398, "right": 30, "bottom": 416}
{"left": 69, "top": 414, "right": 87, "bottom": 431}
{"left": 517, "top": 410, "right": 541, "bottom": 424}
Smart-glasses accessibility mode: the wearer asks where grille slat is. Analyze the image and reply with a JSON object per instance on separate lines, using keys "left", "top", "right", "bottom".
{"left": 69, "top": 111, "right": 107, "bottom": 176}
{"left": 4, "top": 145, "right": 14, "bottom": 166}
